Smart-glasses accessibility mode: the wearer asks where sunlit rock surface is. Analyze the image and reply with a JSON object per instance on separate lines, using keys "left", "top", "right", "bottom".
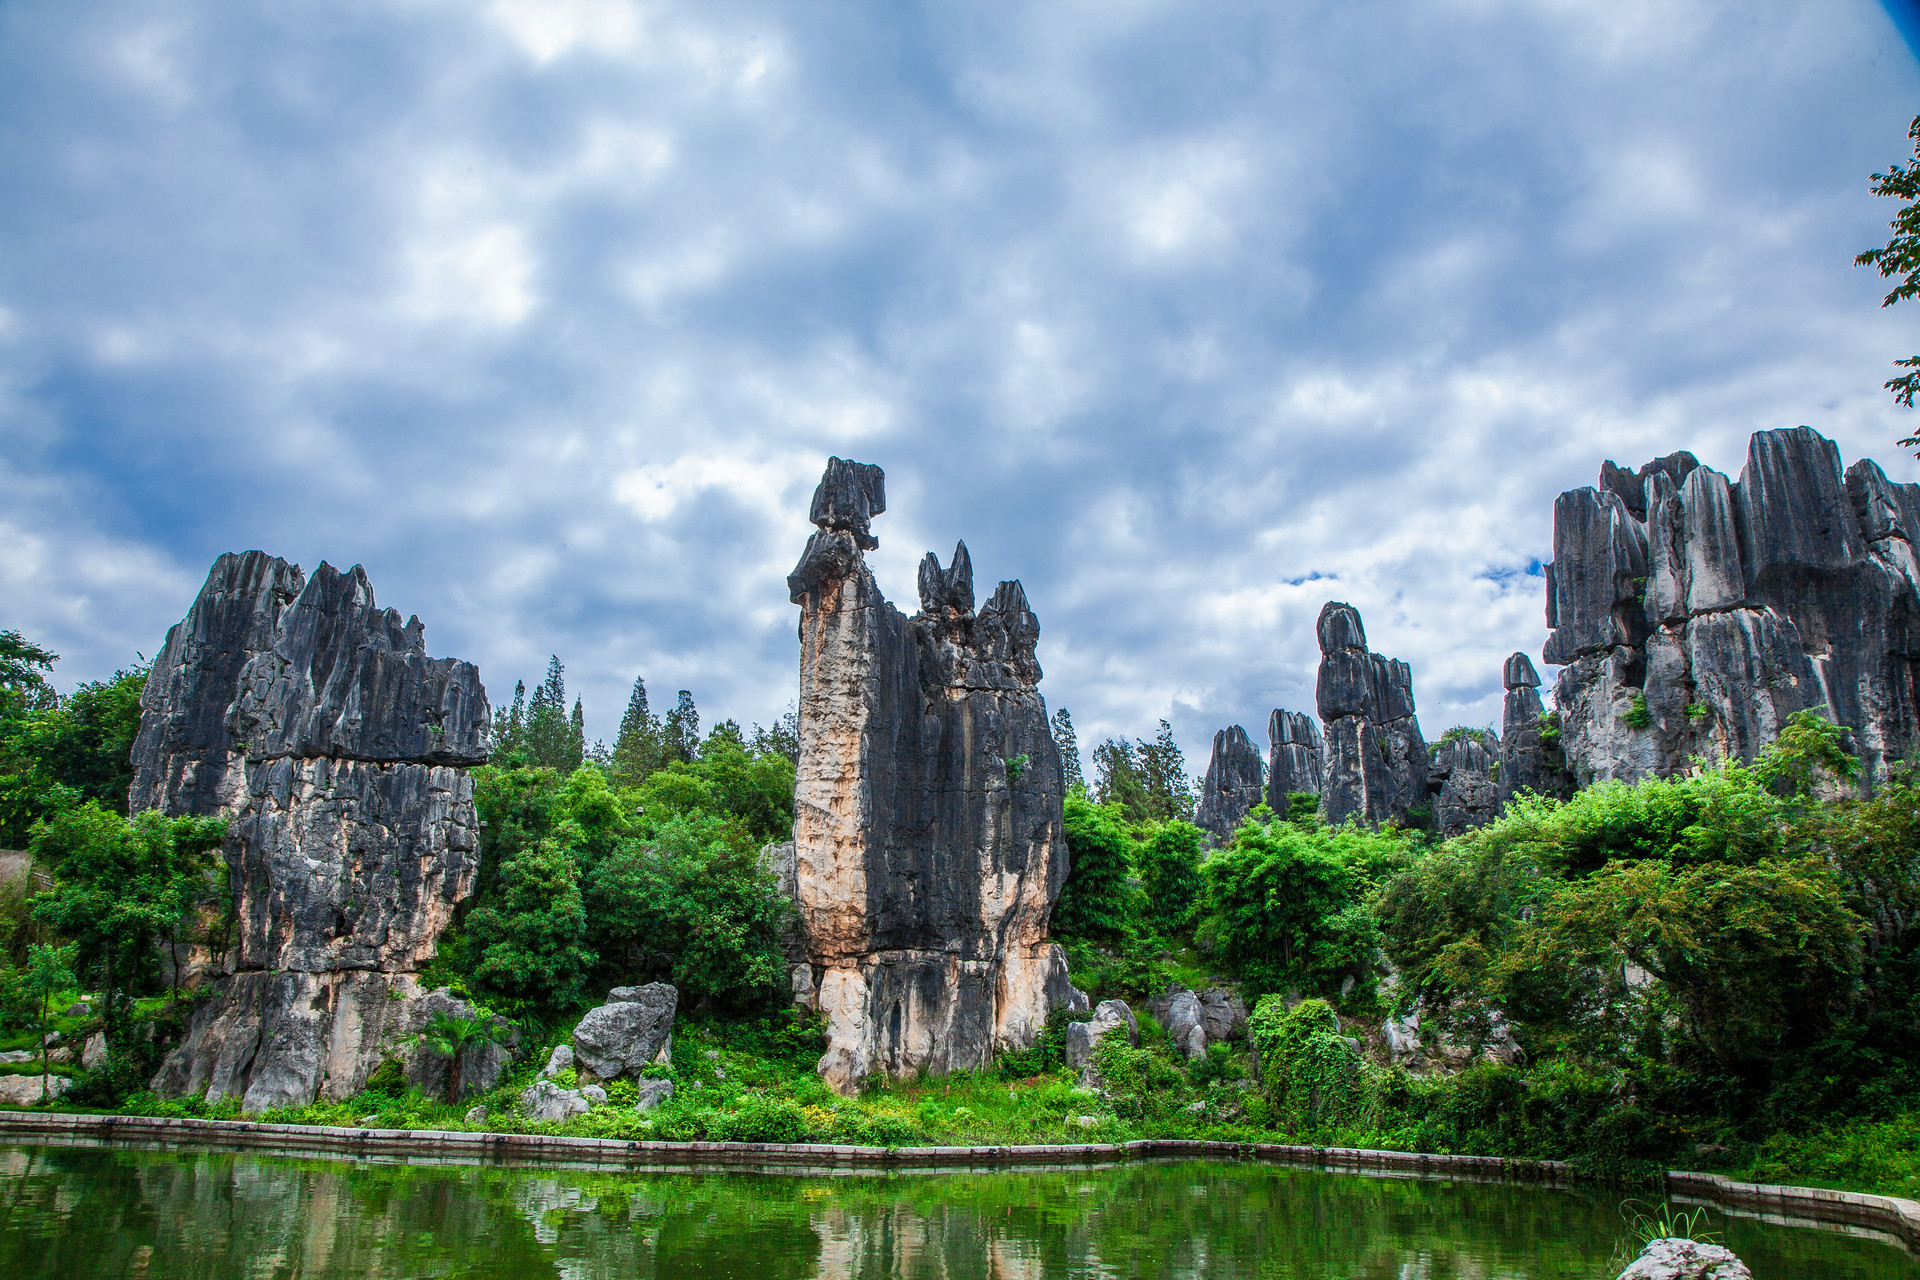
{"left": 1545, "top": 427, "right": 1920, "bottom": 790}
{"left": 142, "top": 553, "right": 493, "bottom": 1111}
{"left": 787, "top": 457, "right": 1074, "bottom": 1095}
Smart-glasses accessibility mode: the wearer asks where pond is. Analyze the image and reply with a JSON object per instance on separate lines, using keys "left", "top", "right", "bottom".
{"left": 0, "top": 1143, "right": 1911, "bottom": 1279}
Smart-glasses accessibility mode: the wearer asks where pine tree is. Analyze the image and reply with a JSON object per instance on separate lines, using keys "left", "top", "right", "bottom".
{"left": 664, "top": 690, "right": 699, "bottom": 763}
{"left": 567, "top": 698, "right": 586, "bottom": 772}
{"left": 750, "top": 704, "right": 800, "bottom": 764}
{"left": 612, "top": 676, "right": 664, "bottom": 785}
{"left": 525, "top": 656, "right": 577, "bottom": 772}
{"left": 1051, "top": 707, "right": 1084, "bottom": 792}
{"left": 492, "top": 681, "right": 528, "bottom": 759}
{"left": 1136, "top": 719, "right": 1195, "bottom": 822}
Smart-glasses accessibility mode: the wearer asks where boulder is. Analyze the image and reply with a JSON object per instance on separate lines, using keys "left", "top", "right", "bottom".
{"left": 143, "top": 555, "right": 491, "bottom": 1111}
{"left": 1194, "top": 726, "right": 1266, "bottom": 844}
{"left": 1197, "top": 988, "right": 1247, "bottom": 1043}
{"left": 1616, "top": 1239, "right": 1753, "bottom": 1280}
{"left": 61, "top": 1002, "right": 90, "bottom": 1018}
{"left": 542, "top": 1044, "right": 573, "bottom": 1080}
{"left": 1265, "top": 709, "right": 1324, "bottom": 808}
{"left": 1157, "top": 988, "right": 1209, "bottom": 1061}
{"left": 465, "top": 1105, "right": 488, "bottom": 1123}
{"left": 81, "top": 1032, "right": 106, "bottom": 1071}
{"left": 1064, "top": 1000, "right": 1139, "bottom": 1070}
{"left": 520, "top": 1079, "right": 590, "bottom": 1124}
{"left": 579, "top": 1084, "right": 608, "bottom": 1105}
{"left": 572, "top": 984, "right": 677, "bottom": 1082}
{"left": 633, "top": 1078, "right": 675, "bottom": 1111}
{"left": 787, "top": 459, "right": 1073, "bottom": 1095}
{"left": 0, "top": 1075, "right": 69, "bottom": 1105}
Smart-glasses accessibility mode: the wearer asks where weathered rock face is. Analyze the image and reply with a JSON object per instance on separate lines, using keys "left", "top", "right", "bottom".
{"left": 1064, "top": 999, "right": 1139, "bottom": 1070}
{"left": 570, "top": 984, "right": 677, "bottom": 1082}
{"left": 1545, "top": 428, "right": 1920, "bottom": 789}
{"left": 142, "top": 555, "right": 492, "bottom": 1111}
{"left": 1265, "top": 709, "right": 1323, "bottom": 809}
{"left": 1616, "top": 1239, "right": 1753, "bottom": 1280}
{"left": 1429, "top": 732, "right": 1499, "bottom": 837}
{"left": 1497, "top": 652, "right": 1569, "bottom": 804}
{"left": 787, "top": 458, "right": 1073, "bottom": 1095}
{"left": 1316, "top": 602, "right": 1430, "bottom": 827}
{"left": 1194, "top": 725, "right": 1265, "bottom": 844}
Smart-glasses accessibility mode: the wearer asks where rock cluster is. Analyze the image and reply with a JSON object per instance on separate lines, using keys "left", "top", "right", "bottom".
{"left": 1064, "top": 1000, "right": 1139, "bottom": 1070}
{"left": 1544, "top": 427, "right": 1920, "bottom": 789}
{"left": 1145, "top": 985, "right": 1247, "bottom": 1060}
{"left": 570, "top": 984, "right": 676, "bottom": 1083}
{"left": 1194, "top": 725, "right": 1265, "bottom": 844}
{"left": 142, "top": 553, "right": 498, "bottom": 1111}
{"left": 1498, "top": 652, "right": 1567, "bottom": 804}
{"left": 1429, "top": 732, "right": 1499, "bottom": 838}
{"left": 1316, "top": 602, "right": 1431, "bottom": 827}
{"left": 1616, "top": 1239, "right": 1753, "bottom": 1280}
{"left": 786, "top": 458, "right": 1078, "bottom": 1094}
{"left": 1265, "top": 710, "right": 1323, "bottom": 810}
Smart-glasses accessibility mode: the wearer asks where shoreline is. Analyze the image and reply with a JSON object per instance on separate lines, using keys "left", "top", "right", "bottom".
{"left": 0, "top": 1110, "right": 1914, "bottom": 1250}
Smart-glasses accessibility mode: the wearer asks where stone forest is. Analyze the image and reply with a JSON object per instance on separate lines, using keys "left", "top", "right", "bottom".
{"left": 1, "top": 427, "right": 1918, "bottom": 1276}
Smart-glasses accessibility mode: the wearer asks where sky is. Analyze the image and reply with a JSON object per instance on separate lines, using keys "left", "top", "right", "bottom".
{"left": 4, "top": 0, "right": 1920, "bottom": 783}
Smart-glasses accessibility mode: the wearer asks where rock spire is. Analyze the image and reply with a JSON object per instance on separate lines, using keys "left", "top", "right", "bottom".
{"left": 786, "top": 458, "right": 1075, "bottom": 1095}
{"left": 1194, "top": 725, "right": 1265, "bottom": 844}
{"left": 1265, "top": 709, "right": 1324, "bottom": 810}
{"left": 1316, "top": 602, "right": 1430, "bottom": 826}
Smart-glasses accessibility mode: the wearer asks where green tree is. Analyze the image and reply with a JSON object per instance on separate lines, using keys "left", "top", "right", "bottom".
{"left": 1051, "top": 708, "right": 1084, "bottom": 792}
{"left": 1201, "top": 816, "right": 1386, "bottom": 999}
{"left": 463, "top": 837, "right": 595, "bottom": 1013}
{"left": 28, "top": 805, "right": 225, "bottom": 1035}
{"left": 22, "top": 942, "right": 76, "bottom": 1101}
{"left": 524, "top": 657, "right": 583, "bottom": 772}
{"left": 0, "top": 650, "right": 149, "bottom": 847}
{"left": 1050, "top": 793, "right": 1136, "bottom": 941}
{"left": 414, "top": 1011, "right": 510, "bottom": 1101}
{"left": 1136, "top": 820, "right": 1205, "bottom": 935}
{"left": 749, "top": 704, "right": 800, "bottom": 766}
{"left": 611, "top": 676, "right": 665, "bottom": 785}
{"left": 0, "top": 631, "right": 58, "bottom": 715}
{"left": 1092, "top": 721, "right": 1193, "bottom": 823}
{"left": 492, "top": 680, "right": 529, "bottom": 758}
{"left": 1856, "top": 114, "right": 1920, "bottom": 439}
{"left": 664, "top": 690, "right": 700, "bottom": 764}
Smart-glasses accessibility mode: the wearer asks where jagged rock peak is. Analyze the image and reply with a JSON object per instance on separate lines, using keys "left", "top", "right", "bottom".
{"left": 1195, "top": 725, "right": 1266, "bottom": 844}
{"left": 918, "top": 542, "right": 975, "bottom": 618}
{"left": 1266, "top": 708, "right": 1324, "bottom": 807}
{"left": 808, "top": 456, "right": 887, "bottom": 549}
{"left": 227, "top": 561, "right": 490, "bottom": 767}
{"left": 1600, "top": 451, "right": 1699, "bottom": 518}
{"left": 1268, "top": 708, "right": 1322, "bottom": 747}
{"left": 1317, "top": 601, "right": 1367, "bottom": 653}
{"left": 1315, "top": 601, "right": 1429, "bottom": 828}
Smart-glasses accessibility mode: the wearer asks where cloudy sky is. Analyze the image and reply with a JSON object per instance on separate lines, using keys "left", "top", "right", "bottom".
{"left": 5, "top": 0, "right": 1920, "bottom": 780}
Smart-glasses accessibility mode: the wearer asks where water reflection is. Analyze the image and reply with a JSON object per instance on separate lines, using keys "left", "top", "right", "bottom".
{"left": 0, "top": 1145, "right": 1909, "bottom": 1279}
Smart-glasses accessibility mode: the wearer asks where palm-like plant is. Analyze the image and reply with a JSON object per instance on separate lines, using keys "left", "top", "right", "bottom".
{"left": 413, "top": 1012, "right": 508, "bottom": 1102}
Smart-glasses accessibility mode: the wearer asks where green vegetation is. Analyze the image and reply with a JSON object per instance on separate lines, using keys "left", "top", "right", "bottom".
{"left": 1623, "top": 693, "right": 1652, "bottom": 729}
{"left": 1856, "top": 113, "right": 1920, "bottom": 435}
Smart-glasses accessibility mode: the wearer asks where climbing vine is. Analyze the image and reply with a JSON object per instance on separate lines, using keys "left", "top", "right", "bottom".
{"left": 1247, "top": 996, "right": 1378, "bottom": 1134}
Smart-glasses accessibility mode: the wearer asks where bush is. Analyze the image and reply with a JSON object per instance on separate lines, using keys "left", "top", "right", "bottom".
{"left": 1051, "top": 794, "right": 1138, "bottom": 941}
{"left": 1248, "top": 996, "right": 1373, "bottom": 1134}
{"left": 1136, "top": 821, "right": 1205, "bottom": 935}
{"left": 709, "top": 1094, "right": 812, "bottom": 1143}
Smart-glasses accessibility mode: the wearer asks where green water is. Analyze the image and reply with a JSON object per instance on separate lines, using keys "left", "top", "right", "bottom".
{"left": 0, "top": 1144, "right": 1911, "bottom": 1279}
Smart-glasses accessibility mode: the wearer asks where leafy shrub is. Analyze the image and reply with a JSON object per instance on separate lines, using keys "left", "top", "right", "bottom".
{"left": 1135, "top": 821, "right": 1206, "bottom": 935}
{"left": 709, "top": 1095, "right": 812, "bottom": 1143}
{"left": 1248, "top": 996, "right": 1372, "bottom": 1134}
{"left": 1088, "top": 1035, "right": 1191, "bottom": 1126}
{"left": 1051, "top": 794, "right": 1137, "bottom": 941}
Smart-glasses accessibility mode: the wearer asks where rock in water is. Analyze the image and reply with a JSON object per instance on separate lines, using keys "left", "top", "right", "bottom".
{"left": 787, "top": 458, "right": 1074, "bottom": 1095}
{"left": 1194, "top": 725, "right": 1266, "bottom": 844}
{"left": 1265, "top": 710, "right": 1323, "bottom": 810}
{"left": 143, "top": 555, "right": 493, "bottom": 1111}
{"left": 1545, "top": 428, "right": 1920, "bottom": 790}
{"left": 1616, "top": 1239, "right": 1753, "bottom": 1280}
{"left": 1315, "top": 602, "right": 1431, "bottom": 827}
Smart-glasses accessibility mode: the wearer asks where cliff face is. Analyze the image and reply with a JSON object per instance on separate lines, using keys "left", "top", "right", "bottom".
{"left": 1265, "top": 709, "right": 1323, "bottom": 809}
{"left": 1194, "top": 725, "right": 1265, "bottom": 844}
{"left": 1316, "top": 602, "right": 1430, "bottom": 827}
{"left": 143, "top": 555, "right": 495, "bottom": 1111}
{"left": 1544, "top": 427, "right": 1920, "bottom": 789}
{"left": 787, "top": 458, "right": 1074, "bottom": 1095}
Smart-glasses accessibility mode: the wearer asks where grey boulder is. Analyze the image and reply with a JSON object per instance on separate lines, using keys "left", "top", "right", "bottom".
{"left": 1616, "top": 1240, "right": 1753, "bottom": 1280}
{"left": 520, "top": 1079, "right": 590, "bottom": 1124}
{"left": 542, "top": 1044, "right": 573, "bottom": 1080}
{"left": 572, "top": 983, "right": 677, "bottom": 1081}
{"left": 1197, "top": 988, "right": 1247, "bottom": 1043}
{"left": 1064, "top": 1000, "right": 1139, "bottom": 1070}
{"left": 633, "top": 1077, "right": 675, "bottom": 1111}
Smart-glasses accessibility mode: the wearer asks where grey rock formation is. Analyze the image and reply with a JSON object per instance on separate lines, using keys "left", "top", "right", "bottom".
{"left": 1616, "top": 1240, "right": 1753, "bottom": 1280}
{"left": 787, "top": 458, "right": 1072, "bottom": 1095}
{"left": 542, "top": 1044, "right": 573, "bottom": 1080}
{"left": 1545, "top": 428, "right": 1920, "bottom": 789}
{"left": 1197, "top": 988, "right": 1247, "bottom": 1043}
{"left": 633, "top": 1077, "right": 675, "bottom": 1110}
{"left": 1064, "top": 1000, "right": 1139, "bottom": 1070}
{"left": 1497, "top": 652, "right": 1568, "bottom": 804}
{"left": 520, "top": 1079, "right": 590, "bottom": 1124}
{"left": 1429, "top": 732, "right": 1499, "bottom": 837}
{"left": 571, "top": 984, "right": 676, "bottom": 1082}
{"left": 81, "top": 1032, "right": 106, "bottom": 1071}
{"left": 143, "top": 554, "right": 492, "bottom": 1111}
{"left": 1316, "top": 602, "right": 1430, "bottom": 827}
{"left": 1146, "top": 987, "right": 1210, "bottom": 1060}
{"left": 1194, "top": 725, "right": 1265, "bottom": 844}
{"left": 0, "top": 1076, "right": 69, "bottom": 1106}
{"left": 579, "top": 1084, "right": 608, "bottom": 1105}
{"left": 1265, "top": 710, "right": 1323, "bottom": 810}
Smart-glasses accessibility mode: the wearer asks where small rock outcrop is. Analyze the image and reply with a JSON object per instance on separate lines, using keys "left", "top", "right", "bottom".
{"left": 1545, "top": 428, "right": 1920, "bottom": 789}
{"left": 1265, "top": 709, "right": 1324, "bottom": 810}
{"left": 1429, "top": 731, "right": 1499, "bottom": 837}
{"left": 1145, "top": 987, "right": 1212, "bottom": 1060}
{"left": 570, "top": 984, "right": 676, "bottom": 1082}
{"left": 1197, "top": 988, "right": 1248, "bottom": 1043}
{"left": 1194, "top": 725, "right": 1266, "bottom": 844}
{"left": 1064, "top": 1000, "right": 1139, "bottom": 1070}
{"left": 1616, "top": 1239, "right": 1754, "bottom": 1280}
{"left": 143, "top": 554, "right": 493, "bottom": 1111}
{"left": 1316, "top": 603, "right": 1430, "bottom": 827}
{"left": 787, "top": 459, "right": 1074, "bottom": 1095}
{"left": 520, "top": 1079, "right": 590, "bottom": 1124}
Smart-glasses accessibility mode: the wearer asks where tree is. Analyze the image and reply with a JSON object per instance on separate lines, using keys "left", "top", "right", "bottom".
{"left": 1050, "top": 793, "right": 1136, "bottom": 940}
{"left": 492, "top": 680, "right": 529, "bottom": 758}
{"left": 612, "top": 677, "right": 665, "bottom": 784}
{"left": 1856, "top": 114, "right": 1920, "bottom": 444}
{"left": 664, "top": 690, "right": 700, "bottom": 764}
{"left": 1051, "top": 708, "right": 1084, "bottom": 792}
{"left": 29, "top": 805, "right": 225, "bottom": 1035}
{"left": 463, "top": 837, "right": 595, "bottom": 1013}
{"left": 22, "top": 942, "right": 75, "bottom": 1101}
{"left": 749, "top": 704, "right": 800, "bottom": 766}
{"left": 0, "top": 640, "right": 148, "bottom": 846}
{"left": 524, "top": 657, "right": 583, "bottom": 772}
{"left": 414, "top": 1011, "right": 509, "bottom": 1101}
{"left": 1201, "top": 816, "right": 1382, "bottom": 999}
{"left": 0, "top": 631, "right": 58, "bottom": 715}
{"left": 1092, "top": 721, "right": 1194, "bottom": 824}
{"left": 1136, "top": 820, "right": 1206, "bottom": 935}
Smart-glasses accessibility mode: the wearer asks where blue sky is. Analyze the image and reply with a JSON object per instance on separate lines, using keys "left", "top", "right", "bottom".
{"left": 4, "top": 0, "right": 1919, "bottom": 777}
